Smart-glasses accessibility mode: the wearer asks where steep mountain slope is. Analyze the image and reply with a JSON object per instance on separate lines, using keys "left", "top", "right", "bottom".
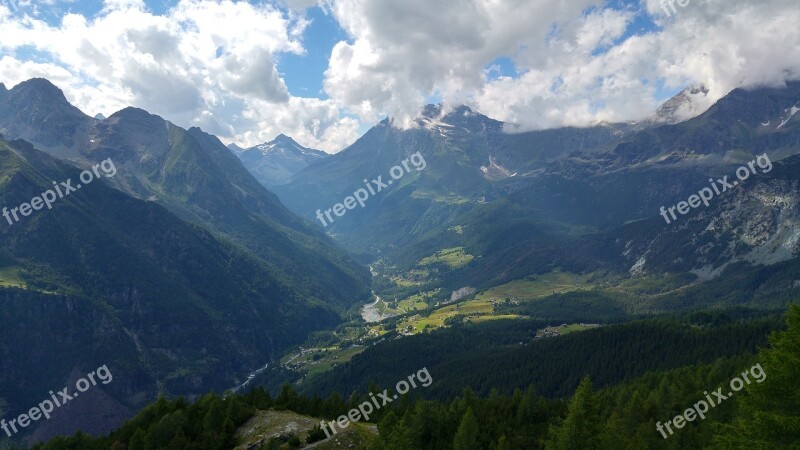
{"left": 273, "top": 105, "right": 626, "bottom": 256}
{"left": 0, "top": 79, "right": 370, "bottom": 310}
{"left": 0, "top": 79, "right": 91, "bottom": 158}
{"left": 233, "top": 134, "right": 329, "bottom": 187}
{"left": 599, "top": 81, "right": 800, "bottom": 173}
{"left": 275, "top": 84, "right": 800, "bottom": 294}
{"left": 613, "top": 153, "right": 800, "bottom": 277}
{"left": 0, "top": 136, "right": 348, "bottom": 443}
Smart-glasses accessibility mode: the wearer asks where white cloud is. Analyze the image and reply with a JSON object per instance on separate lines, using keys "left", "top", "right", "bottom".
{"left": 2, "top": 0, "right": 800, "bottom": 153}
{"left": 322, "top": 0, "right": 800, "bottom": 131}
{"left": 323, "top": 0, "right": 603, "bottom": 126}
{"left": 0, "top": 0, "right": 359, "bottom": 152}
{"left": 239, "top": 96, "right": 362, "bottom": 153}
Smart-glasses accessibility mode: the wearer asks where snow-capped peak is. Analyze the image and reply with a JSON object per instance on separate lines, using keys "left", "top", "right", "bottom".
{"left": 652, "top": 84, "right": 712, "bottom": 125}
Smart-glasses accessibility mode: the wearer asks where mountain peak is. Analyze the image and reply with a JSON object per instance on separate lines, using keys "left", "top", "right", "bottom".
{"left": 11, "top": 78, "right": 70, "bottom": 104}
{"left": 413, "top": 103, "right": 497, "bottom": 134}
{"left": 418, "top": 103, "right": 483, "bottom": 121}
{"left": 421, "top": 104, "right": 444, "bottom": 118}
{"left": 110, "top": 106, "right": 155, "bottom": 119}
{"left": 452, "top": 104, "right": 474, "bottom": 114}
{"left": 0, "top": 78, "right": 90, "bottom": 151}
{"left": 236, "top": 135, "right": 328, "bottom": 187}
{"left": 273, "top": 133, "right": 297, "bottom": 145}
{"left": 653, "top": 84, "right": 711, "bottom": 124}
{"left": 108, "top": 107, "right": 166, "bottom": 129}
{"left": 253, "top": 134, "right": 322, "bottom": 156}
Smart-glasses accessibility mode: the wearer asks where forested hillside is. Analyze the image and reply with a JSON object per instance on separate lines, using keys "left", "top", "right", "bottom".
{"left": 33, "top": 305, "right": 799, "bottom": 450}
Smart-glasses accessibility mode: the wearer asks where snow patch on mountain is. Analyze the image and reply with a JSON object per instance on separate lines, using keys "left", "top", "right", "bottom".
{"left": 652, "top": 85, "right": 712, "bottom": 124}
{"left": 233, "top": 135, "right": 328, "bottom": 187}
{"left": 252, "top": 134, "right": 327, "bottom": 160}
{"left": 777, "top": 104, "right": 800, "bottom": 129}
{"left": 629, "top": 251, "right": 649, "bottom": 276}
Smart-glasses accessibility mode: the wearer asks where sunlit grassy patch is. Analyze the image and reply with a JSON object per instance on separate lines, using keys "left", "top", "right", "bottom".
{"left": 0, "top": 266, "right": 25, "bottom": 289}
{"left": 391, "top": 276, "right": 422, "bottom": 287}
{"left": 418, "top": 247, "right": 474, "bottom": 269}
{"left": 392, "top": 271, "right": 595, "bottom": 335}
{"left": 465, "top": 314, "right": 520, "bottom": 323}
{"left": 475, "top": 271, "right": 590, "bottom": 303}
{"left": 410, "top": 190, "right": 471, "bottom": 204}
{"left": 396, "top": 298, "right": 495, "bottom": 334}
{"left": 304, "top": 346, "right": 366, "bottom": 376}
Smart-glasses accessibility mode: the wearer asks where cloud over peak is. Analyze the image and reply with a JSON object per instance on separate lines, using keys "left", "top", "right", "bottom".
{"left": 1, "top": 0, "right": 798, "bottom": 151}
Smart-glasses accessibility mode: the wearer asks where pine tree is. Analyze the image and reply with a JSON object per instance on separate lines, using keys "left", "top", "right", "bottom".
{"left": 203, "top": 400, "right": 225, "bottom": 431}
{"left": 714, "top": 305, "right": 800, "bottom": 449}
{"left": 128, "top": 429, "right": 145, "bottom": 450}
{"left": 545, "top": 377, "right": 602, "bottom": 450}
{"left": 453, "top": 407, "right": 481, "bottom": 450}
{"left": 494, "top": 435, "right": 511, "bottom": 450}
{"left": 168, "top": 430, "right": 189, "bottom": 449}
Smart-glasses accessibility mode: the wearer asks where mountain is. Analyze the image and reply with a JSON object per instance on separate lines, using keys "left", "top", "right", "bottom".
{"left": 273, "top": 84, "right": 800, "bottom": 294}
{"left": 0, "top": 78, "right": 373, "bottom": 442}
{"left": 0, "top": 78, "right": 92, "bottom": 157}
{"left": 612, "top": 153, "right": 800, "bottom": 277}
{"left": 233, "top": 134, "right": 329, "bottom": 187}
{"left": 4, "top": 77, "right": 800, "bottom": 447}
{"left": 596, "top": 81, "right": 800, "bottom": 173}
{"left": 273, "top": 104, "right": 625, "bottom": 249}
{"left": 0, "top": 136, "right": 351, "bottom": 444}
{"left": 0, "top": 79, "right": 370, "bottom": 311}
{"left": 227, "top": 142, "right": 246, "bottom": 155}
{"left": 650, "top": 84, "right": 712, "bottom": 124}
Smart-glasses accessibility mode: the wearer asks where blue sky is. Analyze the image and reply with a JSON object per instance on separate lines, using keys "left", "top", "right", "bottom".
{"left": 278, "top": 6, "right": 345, "bottom": 99}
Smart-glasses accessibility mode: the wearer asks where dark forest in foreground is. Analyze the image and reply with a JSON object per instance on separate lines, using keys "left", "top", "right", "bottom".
{"left": 31, "top": 305, "right": 799, "bottom": 450}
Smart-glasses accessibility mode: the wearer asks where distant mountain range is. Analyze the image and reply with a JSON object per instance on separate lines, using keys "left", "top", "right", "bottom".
{"left": 0, "top": 78, "right": 368, "bottom": 308}
{"left": 0, "top": 79, "right": 370, "bottom": 443}
{"left": 1, "top": 76, "right": 799, "bottom": 445}
{"left": 273, "top": 83, "right": 800, "bottom": 293}
{"left": 229, "top": 134, "right": 328, "bottom": 187}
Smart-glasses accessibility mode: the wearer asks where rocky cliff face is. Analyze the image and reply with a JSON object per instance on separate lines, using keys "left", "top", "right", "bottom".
{"left": 618, "top": 155, "right": 800, "bottom": 277}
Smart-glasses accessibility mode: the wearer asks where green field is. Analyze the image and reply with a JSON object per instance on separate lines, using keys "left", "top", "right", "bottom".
{"left": 0, "top": 266, "right": 25, "bottom": 289}
{"left": 418, "top": 247, "right": 474, "bottom": 269}
{"left": 394, "top": 289, "right": 439, "bottom": 312}
{"left": 374, "top": 299, "right": 402, "bottom": 315}
{"left": 271, "top": 271, "right": 603, "bottom": 382}
{"left": 306, "top": 346, "right": 365, "bottom": 376}
{"left": 393, "top": 271, "right": 592, "bottom": 335}
{"left": 465, "top": 314, "right": 521, "bottom": 324}
{"left": 475, "top": 271, "right": 591, "bottom": 303}
{"left": 397, "top": 298, "right": 495, "bottom": 334}
{"left": 282, "top": 345, "right": 366, "bottom": 377}
{"left": 410, "top": 190, "right": 471, "bottom": 204}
